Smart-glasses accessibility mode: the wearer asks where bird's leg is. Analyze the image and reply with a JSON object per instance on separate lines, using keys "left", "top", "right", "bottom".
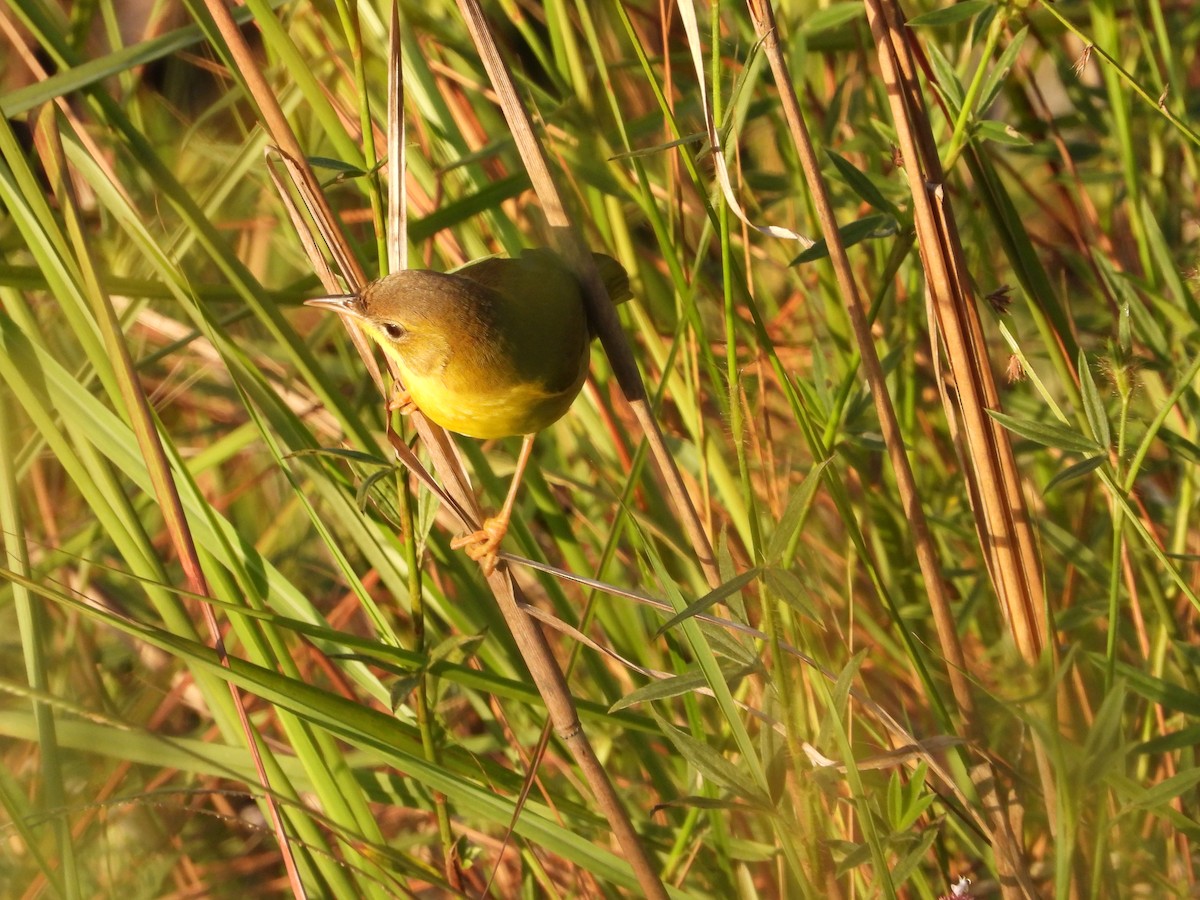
{"left": 451, "top": 433, "right": 536, "bottom": 577}
{"left": 386, "top": 380, "right": 419, "bottom": 415}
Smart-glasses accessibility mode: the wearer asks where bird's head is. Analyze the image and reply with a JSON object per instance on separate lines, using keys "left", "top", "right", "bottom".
{"left": 305, "top": 270, "right": 492, "bottom": 376}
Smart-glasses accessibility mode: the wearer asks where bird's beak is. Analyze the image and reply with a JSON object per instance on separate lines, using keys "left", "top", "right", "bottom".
{"left": 304, "top": 295, "right": 365, "bottom": 319}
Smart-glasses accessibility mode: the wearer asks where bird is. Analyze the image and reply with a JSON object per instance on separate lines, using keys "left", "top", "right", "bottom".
{"left": 306, "top": 248, "right": 631, "bottom": 576}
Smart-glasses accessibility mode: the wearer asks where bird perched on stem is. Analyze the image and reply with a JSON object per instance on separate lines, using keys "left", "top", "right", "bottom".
{"left": 307, "top": 248, "right": 631, "bottom": 576}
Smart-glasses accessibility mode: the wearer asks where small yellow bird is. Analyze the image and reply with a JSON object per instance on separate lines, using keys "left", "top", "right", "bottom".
{"left": 306, "top": 248, "right": 631, "bottom": 575}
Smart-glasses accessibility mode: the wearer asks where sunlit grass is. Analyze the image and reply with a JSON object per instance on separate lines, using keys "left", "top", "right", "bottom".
{"left": 1, "top": 0, "right": 1198, "bottom": 896}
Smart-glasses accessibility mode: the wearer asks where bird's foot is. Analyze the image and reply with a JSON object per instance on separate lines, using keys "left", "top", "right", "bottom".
{"left": 387, "top": 383, "right": 419, "bottom": 415}
{"left": 450, "top": 516, "right": 509, "bottom": 578}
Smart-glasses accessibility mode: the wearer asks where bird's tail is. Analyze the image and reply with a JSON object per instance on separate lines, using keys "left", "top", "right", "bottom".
{"left": 591, "top": 253, "right": 632, "bottom": 305}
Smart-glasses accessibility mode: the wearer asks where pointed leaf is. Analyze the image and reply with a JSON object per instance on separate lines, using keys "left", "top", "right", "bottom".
{"left": 611, "top": 662, "right": 756, "bottom": 712}
{"left": 1159, "top": 428, "right": 1200, "bottom": 465}
{"left": 611, "top": 671, "right": 711, "bottom": 711}
{"left": 791, "top": 214, "right": 898, "bottom": 265}
{"left": 1044, "top": 455, "right": 1106, "bottom": 493}
{"left": 1137, "top": 725, "right": 1200, "bottom": 756}
{"left": 356, "top": 467, "right": 395, "bottom": 512}
{"left": 652, "top": 795, "right": 759, "bottom": 812}
{"left": 801, "top": 4, "right": 865, "bottom": 36}
{"left": 978, "top": 27, "right": 1028, "bottom": 112}
{"left": 974, "top": 120, "right": 1031, "bottom": 146}
{"left": 652, "top": 711, "right": 770, "bottom": 806}
{"left": 1078, "top": 350, "right": 1111, "bottom": 449}
{"left": 1128, "top": 770, "right": 1200, "bottom": 811}
{"left": 428, "top": 631, "right": 487, "bottom": 667}
{"left": 306, "top": 155, "right": 368, "bottom": 176}
{"left": 288, "top": 446, "right": 392, "bottom": 467}
{"left": 764, "top": 567, "right": 818, "bottom": 621}
{"left": 923, "top": 41, "right": 964, "bottom": 116}
{"left": 827, "top": 149, "right": 899, "bottom": 216}
{"left": 767, "top": 458, "right": 831, "bottom": 562}
{"left": 1111, "top": 659, "right": 1200, "bottom": 717}
{"left": 654, "top": 567, "right": 762, "bottom": 637}
{"left": 906, "top": 1, "right": 990, "bottom": 28}
{"left": 389, "top": 676, "right": 421, "bottom": 710}
{"left": 987, "top": 409, "right": 1104, "bottom": 454}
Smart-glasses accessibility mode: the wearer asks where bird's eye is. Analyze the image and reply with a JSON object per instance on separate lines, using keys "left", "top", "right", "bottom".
{"left": 382, "top": 322, "right": 405, "bottom": 340}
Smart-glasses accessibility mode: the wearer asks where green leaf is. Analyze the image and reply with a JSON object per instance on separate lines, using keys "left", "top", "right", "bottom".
{"left": 1093, "top": 250, "right": 1169, "bottom": 358}
{"left": 887, "top": 768, "right": 903, "bottom": 825}
{"left": 1118, "top": 301, "right": 1133, "bottom": 353}
{"left": 1081, "top": 681, "right": 1127, "bottom": 784}
{"left": 825, "top": 653, "right": 866, "bottom": 742}
{"left": 826, "top": 150, "right": 899, "bottom": 216}
{"left": 791, "top": 214, "right": 898, "bottom": 265}
{"left": 0, "top": 0, "right": 279, "bottom": 116}
{"left": 1158, "top": 428, "right": 1200, "bottom": 466}
{"left": 890, "top": 827, "right": 940, "bottom": 888}
{"left": 974, "top": 120, "right": 1031, "bottom": 146}
{"left": 652, "top": 795, "right": 762, "bottom": 812}
{"left": 654, "top": 568, "right": 763, "bottom": 637}
{"left": 978, "top": 27, "right": 1028, "bottom": 112}
{"left": 923, "top": 41, "right": 964, "bottom": 116}
{"left": 410, "top": 173, "right": 532, "bottom": 243}
{"left": 1109, "top": 659, "right": 1200, "bottom": 717}
{"left": 1040, "top": 519, "right": 1108, "bottom": 586}
{"left": 356, "top": 467, "right": 395, "bottom": 512}
{"left": 766, "top": 458, "right": 831, "bottom": 562}
{"left": 766, "top": 748, "right": 789, "bottom": 807}
{"left": 1136, "top": 725, "right": 1200, "bottom": 756}
{"left": 651, "top": 711, "right": 771, "bottom": 807}
{"left": 389, "top": 676, "right": 421, "bottom": 710}
{"left": 307, "top": 155, "right": 369, "bottom": 177}
{"left": 969, "top": 3, "right": 999, "bottom": 43}
{"left": 428, "top": 631, "right": 487, "bottom": 667}
{"left": 287, "top": 446, "right": 393, "bottom": 467}
{"left": 834, "top": 840, "right": 873, "bottom": 875}
{"left": 1127, "top": 769, "right": 1200, "bottom": 812}
{"left": 1078, "top": 350, "right": 1111, "bottom": 449}
{"left": 1044, "top": 455, "right": 1106, "bottom": 493}
{"left": 801, "top": 4, "right": 866, "bottom": 36}
{"left": 906, "top": 1, "right": 991, "bottom": 28}
{"left": 611, "top": 662, "right": 756, "bottom": 712}
{"left": 892, "top": 765, "right": 936, "bottom": 832}
{"left": 611, "top": 672, "right": 707, "bottom": 711}
{"left": 763, "top": 568, "right": 818, "bottom": 621}
{"left": 987, "top": 409, "right": 1104, "bottom": 454}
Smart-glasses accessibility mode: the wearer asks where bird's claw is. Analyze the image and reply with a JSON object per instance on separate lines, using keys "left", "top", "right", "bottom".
{"left": 450, "top": 517, "right": 509, "bottom": 577}
{"left": 387, "top": 384, "right": 419, "bottom": 415}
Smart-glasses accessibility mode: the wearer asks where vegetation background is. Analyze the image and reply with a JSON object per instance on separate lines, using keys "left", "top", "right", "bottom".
{"left": 1, "top": 0, "right": 1198, "bottom": 896}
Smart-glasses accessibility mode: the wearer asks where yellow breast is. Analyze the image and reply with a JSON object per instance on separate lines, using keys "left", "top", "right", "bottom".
{"left": 395, "top": 346, "right": 589, "bottom": 439}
